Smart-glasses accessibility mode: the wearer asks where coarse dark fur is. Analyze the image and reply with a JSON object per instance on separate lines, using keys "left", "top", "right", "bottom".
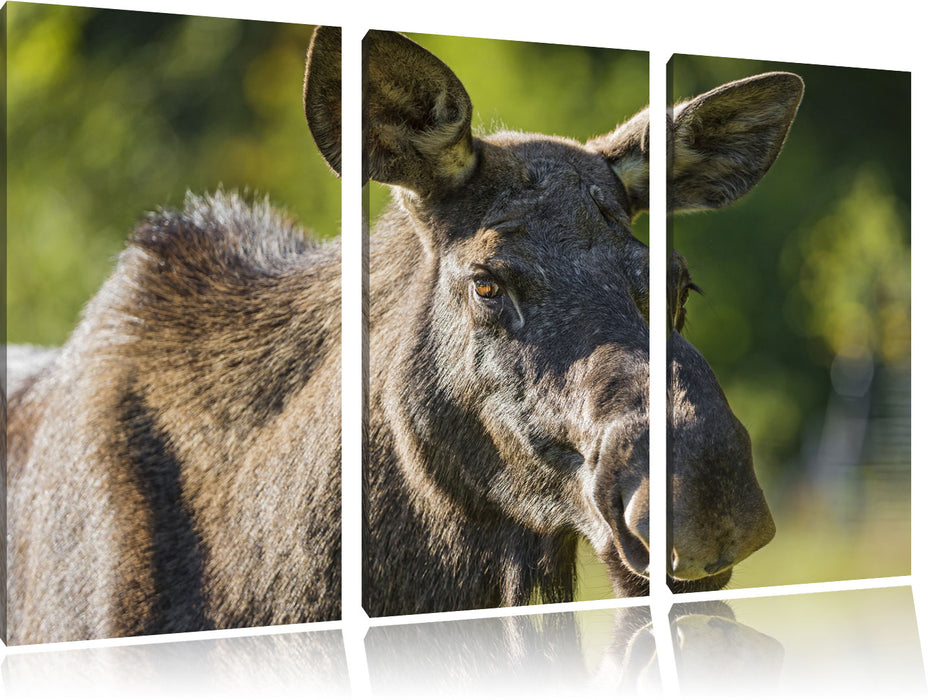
{"left": 7, "top": 193, "right": 342, "bottom": 644}
{"left": 359, "top": 32, "right": 802, "bottom": 615}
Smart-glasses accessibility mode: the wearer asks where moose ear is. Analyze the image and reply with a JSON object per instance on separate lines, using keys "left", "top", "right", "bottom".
{"left": 587, "top": 108, "right": 650, "bottom": 215}
{"left": 364, "top": 30, "right": 476, "bottom": 196}
{"left": 304, "top": 26, "right": 342, "bottom": 176}
{"left": 669, "top": 72, "right": 804, "bottom": 211}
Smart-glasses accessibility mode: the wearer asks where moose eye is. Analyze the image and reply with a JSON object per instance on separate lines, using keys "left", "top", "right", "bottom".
{"left": 474, "top": 278, "right": 504, "bottom": 299}
{"left": 673, "top": 281, "right": 702, "bottom": 334}
{"left": 668, "top": 251, "right": 701, "bottom": 335}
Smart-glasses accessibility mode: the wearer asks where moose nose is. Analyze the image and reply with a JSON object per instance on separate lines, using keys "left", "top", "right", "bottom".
{"left": 667, "top": 330, "right": 776, "bottom": 583}
{"left": 624, "top": 479, "right": 650, "bottom": 550}
{"left": 604, "top": 477, "right": 651, "bottom": 577}
{"left": 668, "top": 483, "right": 776, "bottom": 581}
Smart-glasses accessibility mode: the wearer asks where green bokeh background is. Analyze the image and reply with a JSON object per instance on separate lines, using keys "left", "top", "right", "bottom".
{"left": 670, "top": 55, "right": 910, "bottom": 589}
{"left": 5, "top": 3, "right": 340, "bottom": 346}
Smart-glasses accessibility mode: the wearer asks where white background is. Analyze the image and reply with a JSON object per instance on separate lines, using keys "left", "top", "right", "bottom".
{"left": 3, "top": 0, "right": 933, "bottom": 697}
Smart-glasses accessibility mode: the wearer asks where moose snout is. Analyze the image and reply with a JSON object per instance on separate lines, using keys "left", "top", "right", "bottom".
{"left": 597, "top": 434, "right": 775, "bottom": 587}
{"left": 623, "top": 478, "right": 650, "bottom": 552}
{"left": 668, "top": 411, "right": 776, "bottom": 583}
{"left": 668, "top": 474, "right": 775, "bottom": 582}
{"left": 589, "top": 334, "right": 775, "bottom": 591}
{"left": 666, "top": 331, "right": 776, "bottom": 586}
{"left": 615, "top": 475, "right": 651, "bottom": 577}
{"left": 591, "top": 421, "right": 652, "bottom": 581}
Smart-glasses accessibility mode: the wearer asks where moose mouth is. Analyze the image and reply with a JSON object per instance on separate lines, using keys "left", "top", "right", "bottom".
{"left": 605, "top": 521, "right": 734, "bottom": 595}
{"left": 592, "top": 444, "right": 737, "bottom": 596}
{"left": 668, "top": 568, "right": 733, "bottom": 593}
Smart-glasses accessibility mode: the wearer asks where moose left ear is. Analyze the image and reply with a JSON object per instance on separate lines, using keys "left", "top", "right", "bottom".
{"left": 587, "top": 108, "right": 650, "bottom": 215}
{"left": 304, "top": 26, "right": 342, "bottom": 176}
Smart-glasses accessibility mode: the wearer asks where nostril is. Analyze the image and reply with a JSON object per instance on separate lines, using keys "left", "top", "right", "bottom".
{"left": 623, "top": 481, "right": 650, "bottom": 549}
{"left": 607, "top": 485, "right": 650, "bottom": 577}
{"left": 704, "top": 555, "right": 734, "bottom": 575}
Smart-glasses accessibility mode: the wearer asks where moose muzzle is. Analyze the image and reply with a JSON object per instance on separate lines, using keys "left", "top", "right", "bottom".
{"left": 592, "top": 332, "right": 775, "bottom": 592}
{"left": 666, "top": 330, "right": 775, "bottom": 585}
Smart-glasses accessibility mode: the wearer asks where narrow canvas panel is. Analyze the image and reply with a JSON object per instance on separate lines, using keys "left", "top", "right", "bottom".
{"left": 4, "top": 3, "right": 342, "bottom": 644}
{"left": 362, "top": 30, "right": 651, "bottom": 614}
{"left": 666, "top": 54, "right": 910, "bottom": 592}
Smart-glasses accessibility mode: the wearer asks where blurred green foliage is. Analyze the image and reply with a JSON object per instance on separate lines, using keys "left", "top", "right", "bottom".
{"left": 5, "top": 3, "right": 339, "bottom": 345}
{"left": 788, "top": 170, "right": 910, "bottom": 365}
{"left": 408, "top": 33, "right": 648, "bottom": 143}
{"left": 670, "top": 56, "right": 910, "bottom": 475}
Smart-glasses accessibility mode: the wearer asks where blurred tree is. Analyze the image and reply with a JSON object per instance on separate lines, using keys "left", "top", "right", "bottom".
{"left": 787, "top": 169, "right": 910, "bottom": 366}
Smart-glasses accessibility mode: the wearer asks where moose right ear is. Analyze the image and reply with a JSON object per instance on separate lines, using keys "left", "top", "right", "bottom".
{"left": 364, "top": 31, "right": 476, "bottom": 196}
{"left": 669, "top": 72, "right": 804, "bottom": 211}
{"left": 304, "top": 26, "right": 342, "bottom": 176}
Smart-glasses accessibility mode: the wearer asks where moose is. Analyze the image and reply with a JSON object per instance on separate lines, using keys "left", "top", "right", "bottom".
{"left": 4, "top": 26, "right": 802, "bottom": 644}
{"left": 361, "top": 32, "right": 801, "bottom": 614}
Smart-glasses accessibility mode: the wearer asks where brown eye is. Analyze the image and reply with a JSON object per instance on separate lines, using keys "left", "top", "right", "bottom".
{"left": 474, "top": 278, "right": 503, "bottom": 299}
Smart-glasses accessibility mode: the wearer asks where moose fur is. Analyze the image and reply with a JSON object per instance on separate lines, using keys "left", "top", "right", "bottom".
{"left": 6, "top": 192, "right": 342, "bottom": 644}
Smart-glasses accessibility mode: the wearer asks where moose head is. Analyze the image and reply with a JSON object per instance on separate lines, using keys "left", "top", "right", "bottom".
{"left": 310, "top": 29, "right": 802, "bottom": 610}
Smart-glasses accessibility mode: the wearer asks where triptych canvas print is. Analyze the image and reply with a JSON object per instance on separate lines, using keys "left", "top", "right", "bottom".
{"left": 0, "top": 2, "right": 916, "bottom": 691}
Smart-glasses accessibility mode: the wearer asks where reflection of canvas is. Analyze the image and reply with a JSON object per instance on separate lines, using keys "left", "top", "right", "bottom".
{"left": 2, "top": 588, "right": 925, "bottom": 695}
{"left": 669, "top": 55, "right": 911, "bottom": 589}
{"left": 4, "top": 7, "right": 342, "bottom": 644}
